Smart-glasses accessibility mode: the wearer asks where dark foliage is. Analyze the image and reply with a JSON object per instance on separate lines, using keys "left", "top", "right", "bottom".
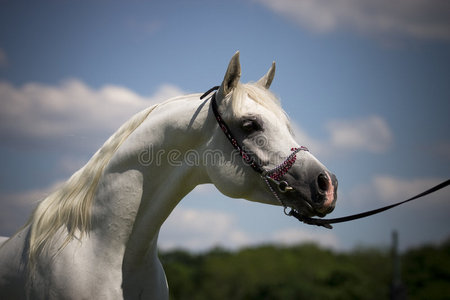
{"left": 159, "top": 239, "right": 450, "bottom": 300}
{"left": 402, "top": 240, "right": 450, "bottom": 300}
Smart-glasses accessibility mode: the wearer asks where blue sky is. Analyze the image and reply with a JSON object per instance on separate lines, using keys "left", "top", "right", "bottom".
{"left": 0, "top": 0, "right": 449, "bottom": 252}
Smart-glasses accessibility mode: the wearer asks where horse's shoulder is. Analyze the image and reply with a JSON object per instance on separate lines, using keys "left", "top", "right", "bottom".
{"left": 0, "top": 227, "right": 29, "bottom": 299}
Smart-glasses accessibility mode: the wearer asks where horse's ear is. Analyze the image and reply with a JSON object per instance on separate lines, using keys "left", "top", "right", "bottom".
{"left": 217, "top": 51, "right": 241, "bottom": 100}
{"left": 257, "top": 61, "right": 276, "bottom": 89}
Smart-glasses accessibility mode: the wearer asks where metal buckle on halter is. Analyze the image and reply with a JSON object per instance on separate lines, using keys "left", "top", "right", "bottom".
{"left": 266, "top": 176, "right": 294, "bottom": 193}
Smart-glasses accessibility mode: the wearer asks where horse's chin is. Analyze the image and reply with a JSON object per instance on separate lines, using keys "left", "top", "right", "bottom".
{"left": 291, "top": 198, "right": 334, "bottom": 218}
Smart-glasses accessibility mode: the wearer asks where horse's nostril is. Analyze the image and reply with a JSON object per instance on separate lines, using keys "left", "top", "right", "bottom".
{"left": 317, "top": 173, "right": 329, "bottom": 194}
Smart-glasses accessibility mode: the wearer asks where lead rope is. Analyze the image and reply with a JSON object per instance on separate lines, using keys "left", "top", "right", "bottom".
{"left": 291, "top": 179, "right": 450, "bottom": 229}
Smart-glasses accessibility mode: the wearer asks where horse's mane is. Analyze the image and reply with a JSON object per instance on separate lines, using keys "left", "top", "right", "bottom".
{"left": 27, "top": 104, "right": 157, "bottom": 264}
{"left": 228, "top": 83, "right": 289, "bottom": 126}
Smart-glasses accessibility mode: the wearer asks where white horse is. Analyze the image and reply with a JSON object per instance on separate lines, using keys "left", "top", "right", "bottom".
{"left": 0, "top": 52, "right": 337, "bottom": 299}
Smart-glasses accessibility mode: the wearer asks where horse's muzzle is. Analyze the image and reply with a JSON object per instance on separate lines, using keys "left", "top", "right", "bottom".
{"left": 284, "top": 166, "right": 338, "bottom": 217}
{"left": 311, "top": 171, "right": 338, "bottom": 216}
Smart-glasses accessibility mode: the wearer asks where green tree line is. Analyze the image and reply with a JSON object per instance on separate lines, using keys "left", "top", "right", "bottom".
{"left": 160, "top": 239, "right": 450, "bottom": 300}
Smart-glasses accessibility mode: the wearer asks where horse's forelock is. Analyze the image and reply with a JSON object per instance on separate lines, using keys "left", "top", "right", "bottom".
{"left": 229, "top": 83, "right": 288, "bottom": 124}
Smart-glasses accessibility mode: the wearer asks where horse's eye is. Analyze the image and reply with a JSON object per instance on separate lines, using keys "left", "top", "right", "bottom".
{"left": 241, "top": 119, "right": 262, "bottom": 133}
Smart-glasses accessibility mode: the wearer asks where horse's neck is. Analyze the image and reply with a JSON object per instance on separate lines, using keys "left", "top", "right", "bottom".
{"left": 91, "top": 95, "right": 212, "bottom": 271}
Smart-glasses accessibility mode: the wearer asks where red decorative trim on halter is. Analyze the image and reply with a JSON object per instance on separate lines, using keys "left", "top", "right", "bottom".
{"left": 266, "top": 147, "right": 309, "bottom": 181}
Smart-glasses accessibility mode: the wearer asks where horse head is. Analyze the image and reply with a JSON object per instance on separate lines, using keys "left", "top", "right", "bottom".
{"left": 205, "top": 52, "right": 337, "bottom": 218}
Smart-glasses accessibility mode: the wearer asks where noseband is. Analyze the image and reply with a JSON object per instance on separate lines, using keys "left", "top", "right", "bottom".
{"left": 201, "top": 86, "right": 450, "bottom": 229}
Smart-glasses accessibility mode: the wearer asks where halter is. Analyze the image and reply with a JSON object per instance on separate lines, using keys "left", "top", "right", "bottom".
{"left": 201, "top": 86, "right": 450, "bottom": 229}
{"left": 201, "top": 86, "right": 309, "bottom": 210}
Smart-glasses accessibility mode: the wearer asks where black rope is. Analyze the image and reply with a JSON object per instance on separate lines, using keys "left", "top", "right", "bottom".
{"left": 289, "top": 179, "right": 450, "bottom": 229}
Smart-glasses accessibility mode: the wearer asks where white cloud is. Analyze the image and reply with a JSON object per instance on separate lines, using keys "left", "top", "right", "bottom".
{"left": 255, "top": 0, "right": 450, "bottom": 41}
{"left": 0, "top": 79, "right": 184, "bottom": 146}
{"left": 326, "top": 116, "right": 392, "bottom": 153}
{"left": 373, "top": 175, "right": 447, "bottom": 204}
{"left": 292, "top": 115, "right": 392, "bottom": 157}
{"left": 347, "top": 175, "right": 448, "bottom": 207}
{"left": 159, "top": 206, "right": 340, "bottom": 251}
{"left": 159, "top": 207, "right": 252, "bottom": 251}
{"left": 0, "top": 181, "right": 63, "bottom": 236}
